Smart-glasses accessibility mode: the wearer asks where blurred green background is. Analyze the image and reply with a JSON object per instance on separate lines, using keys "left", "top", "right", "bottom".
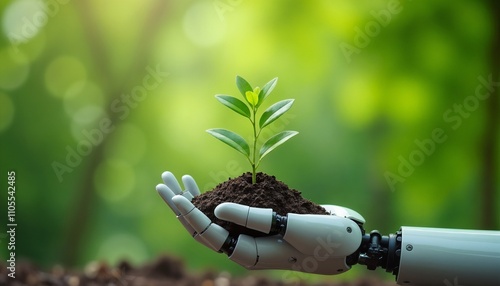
{"left": 1, "top": 0, "right": 499, "bottom": 283}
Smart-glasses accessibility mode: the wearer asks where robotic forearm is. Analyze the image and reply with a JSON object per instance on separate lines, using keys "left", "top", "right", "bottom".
{"left": 355, "top": 226, "right": 500, "bottom": 286}
{"left": 156, "top": 172, "right": 500, "bottom": 286}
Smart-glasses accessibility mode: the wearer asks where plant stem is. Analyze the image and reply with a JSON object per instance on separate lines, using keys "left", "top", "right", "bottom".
{"left": 251, "top": 106, "right": 258, "bottom": 184}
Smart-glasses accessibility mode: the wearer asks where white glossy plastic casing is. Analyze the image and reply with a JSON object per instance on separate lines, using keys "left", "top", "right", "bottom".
{"left": 397, "top": 226, "right": 500, "bottom": 286}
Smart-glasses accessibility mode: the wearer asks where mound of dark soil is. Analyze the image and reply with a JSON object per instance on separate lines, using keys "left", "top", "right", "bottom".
{"left": 192, "top": 172, "right": 328, "bottom": 236}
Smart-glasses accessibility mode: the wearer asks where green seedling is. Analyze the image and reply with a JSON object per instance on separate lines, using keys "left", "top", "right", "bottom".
{"left": 207, "top": 76, "right": 298, "bottom": 184}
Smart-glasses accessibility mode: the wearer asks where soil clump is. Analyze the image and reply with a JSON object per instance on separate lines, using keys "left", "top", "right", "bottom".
{"left": 192, "top": 172, "right": 328, "bottom": 236}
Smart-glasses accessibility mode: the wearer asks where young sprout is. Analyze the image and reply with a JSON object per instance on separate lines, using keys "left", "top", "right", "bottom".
{"left": 207, "top": 76, "right": 298, "bottom": 184}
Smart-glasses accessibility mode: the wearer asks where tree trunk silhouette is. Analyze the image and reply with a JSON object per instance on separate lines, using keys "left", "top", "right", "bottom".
{"left": 61, "top": 0, "right": 169, "bottom": 265}
{"left": 480, "top": 0, "right": 499, "bottom": 230}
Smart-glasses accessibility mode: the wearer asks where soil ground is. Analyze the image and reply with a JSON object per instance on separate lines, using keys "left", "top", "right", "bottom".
{"left": 1, "top": 255, "right": 399, "bottom": 286}
{"left": 192, "top": 172, "right": 328, "bottom": 236}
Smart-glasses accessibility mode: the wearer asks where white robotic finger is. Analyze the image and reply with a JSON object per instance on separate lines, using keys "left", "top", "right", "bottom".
{"left": 172, "top": 195, "right": 229, "bottom": 251}
{"left": 229, "top": 234, "right": 258, "bottom": 267}
{"left": 182, "top": 175, "right": 201, "bottom": 197}
{"left": 215, "top": 202, "right": 273, "bottom": 234}
{"left": 161, "top": 171, "right": 183, "bottom": 195}
{"left": 161, "top": 172, "right": 200, "bottom": 201}
{"left": 156, "top": 184, "right": 181, "bottom": 215}
{"left": 156, "top": 183, "right": 197, "bottom": 236}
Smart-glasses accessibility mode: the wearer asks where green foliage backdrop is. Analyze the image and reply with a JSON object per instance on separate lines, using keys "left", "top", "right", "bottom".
{"left": 0, "top": 0, "right": 498, "bottom": 282}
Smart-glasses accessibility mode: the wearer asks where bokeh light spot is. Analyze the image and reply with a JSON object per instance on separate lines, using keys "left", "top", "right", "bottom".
{"left": 2, "top": 0, "right": 45, "bottom": 43}
{"left": 0, "top": 92, "right": 15, "bottom": 133}
{"left": 0, "top": 48, "right": 30, "bottom": 90}
{"left": 72, "top": 106, "right": 105, "bottom": 125}
{"left": 64, "top": 81, "right": 105, "bottom": 117}
{"left": 64, "top": 81, "right": 106, "bottom": 140}
{"left": 45, "top": 56, "right": 87, "bottom": 98}
{"left": 94, "top": 160, "right": 135, "bottom": 202}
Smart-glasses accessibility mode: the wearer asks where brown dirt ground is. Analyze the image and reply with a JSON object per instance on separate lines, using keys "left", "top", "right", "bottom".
{"left": 1, "top": 255, "right": 399, "bottom": 286}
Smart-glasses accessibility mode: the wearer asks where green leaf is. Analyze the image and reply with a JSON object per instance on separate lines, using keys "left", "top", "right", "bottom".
{"left": 236, "top": 75, "right": 253, "bottom": 99}
{"left": 260, "top": 77, "right": 278, "bottom": 101}
{"left": 206, "top": 128, "right": 250, "bottom": 157}
{"left": 215, "top": 95, "right": 251, "bottom": 118}
{"left": 256, "top": 77, "right": 278, "bottom": 108}
{"left": 245, "top": 87, "right": 260, "bottom": 107}
{"left": 259, "top": 131, "right": 298, "bottom": 160}
{"left": 259, "top": 99, "right": 294, "bottom": 129}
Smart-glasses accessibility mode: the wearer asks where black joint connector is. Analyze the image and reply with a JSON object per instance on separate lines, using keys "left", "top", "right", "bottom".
{"left": 220, "top": 236, "right": 238, "bottom": 256}
{"left": 270, "top": 213, "right": 287, "bottom": 235}
{"left": 355, "top": 229, "right": 401, "bottom": 275}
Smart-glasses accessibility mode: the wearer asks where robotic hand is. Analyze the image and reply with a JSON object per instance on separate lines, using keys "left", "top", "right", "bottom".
{"left": 156, "top": 171, "right": 364, "bottom": 274}
{"left": 156, "top": 171, "right": 500, "bottom": 286}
